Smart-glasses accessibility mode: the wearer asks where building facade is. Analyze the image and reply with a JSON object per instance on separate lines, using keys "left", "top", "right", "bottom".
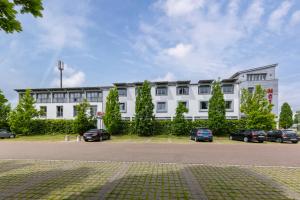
{"left": 15, "top": 64, "right": 279, "bottom": 122}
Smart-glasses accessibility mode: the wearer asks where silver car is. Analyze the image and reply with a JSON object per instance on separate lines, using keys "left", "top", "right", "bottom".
{"left": 0, "top": 129, "right": 16, "bottom": 139}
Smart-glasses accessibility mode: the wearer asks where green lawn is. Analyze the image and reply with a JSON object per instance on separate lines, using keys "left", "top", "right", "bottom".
{"left": 2, "top": 134, "right": 78, "bottom": 142}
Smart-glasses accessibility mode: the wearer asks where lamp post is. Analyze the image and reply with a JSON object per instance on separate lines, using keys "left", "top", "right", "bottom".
{"left": 58, "top": 60, "right": 64, "bottom": 88}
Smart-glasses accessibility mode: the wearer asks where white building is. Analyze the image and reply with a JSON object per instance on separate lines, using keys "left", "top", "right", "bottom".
{"left": 15, "top": 64, "right": 279, "bottom": 122}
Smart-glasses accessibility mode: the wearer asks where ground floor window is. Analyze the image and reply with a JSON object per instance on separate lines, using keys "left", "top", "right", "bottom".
{"left": 156, "top": 102, "right": 167, "bottom": 113}
{"left": 119, "top": 102, "right": 126, "bottom": 113}
{"left": 90, "top": 105, "right": 97, "bottom": 116}
{"left": 225, "top": 101, "right": 234, "bottom": 111}
{"left": 40, "top": 106, "right": 47, "bottom": 117}
{"left": 73, "top": 106, "right": 78, "bottom": 117}
{"left": 56, "top": 106, "right": 63, "bottom": 118}
{"left": 199, "top": 101, "right": 208, "bottom": 111}
{"left": 178, "top": 101, "right": 188, "bottom": 109}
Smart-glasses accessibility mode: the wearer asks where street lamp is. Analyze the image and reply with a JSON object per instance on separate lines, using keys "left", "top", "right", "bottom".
{"left": 57, "top": 60, "right": 64, "bottom": 88}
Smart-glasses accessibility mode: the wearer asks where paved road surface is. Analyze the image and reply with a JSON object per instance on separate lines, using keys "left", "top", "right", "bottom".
{"left": 0, "top": 142, "right": 299, "bottom": 166}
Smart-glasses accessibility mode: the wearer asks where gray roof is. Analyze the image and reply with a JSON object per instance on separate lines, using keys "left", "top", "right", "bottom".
{"left": 230, "top": 64, "right": 278, "bottom": 79}
{"left": 15, "top": 86, "right": 111, "bottom": 93}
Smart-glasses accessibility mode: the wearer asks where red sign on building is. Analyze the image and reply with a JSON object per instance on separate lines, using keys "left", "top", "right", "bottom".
{"left": 267, "top": 88, "right": 273, "bottom": 103}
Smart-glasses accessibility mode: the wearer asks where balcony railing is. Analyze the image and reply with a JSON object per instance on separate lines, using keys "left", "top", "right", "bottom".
{"left": 52, "top": 98, "right": 68, "bottom": 103}
{"left": 87, "top": 97, "right": 102, "bottom": 102}
{"left": 36, "top": 98, "right": 51, "bottom": 103}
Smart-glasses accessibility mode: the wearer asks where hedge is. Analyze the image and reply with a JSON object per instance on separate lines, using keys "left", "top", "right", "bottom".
{"left": 29, "top": 119, "right": 77, "bottom": 135}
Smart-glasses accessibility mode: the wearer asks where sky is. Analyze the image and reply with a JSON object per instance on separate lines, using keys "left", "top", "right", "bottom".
{"left": 1, "top": 0, "right": 300, "bottom": 111}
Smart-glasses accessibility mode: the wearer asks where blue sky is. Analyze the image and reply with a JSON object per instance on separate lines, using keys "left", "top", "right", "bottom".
{"left": 1, "top": 0, "right": 300, "bottom": 111}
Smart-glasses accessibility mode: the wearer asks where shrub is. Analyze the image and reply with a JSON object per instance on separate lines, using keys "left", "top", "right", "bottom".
{"left": 28, "top": 119, "right": 76, "bottom": 135}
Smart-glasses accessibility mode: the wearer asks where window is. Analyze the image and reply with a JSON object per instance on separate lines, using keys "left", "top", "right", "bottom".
{"left": 178, "top": 101, "right": 188, "bottom": 109}
{"left": 119, "top": 102, "right": 126, "bottom": 113}
{"left": 53, "top": 93, "right": 67, "bottom": 103}
{"left": 156, "top": 87, "right": 168, "bottom": 96}
{"left": 198, "top": 85, "right": 211, "bottom": 94}
{"left": 70, "top": 92, "right": 83, "bottom": 103}
{"left": 248, "top": 87, "right": 254, "bottom": 94}
{"left": 56, "top": 106, "right": 63, "bottom": 117}
{"left": 40, "top": 106, "right": 47, "bottom": 117}
{"left": 199, "top": 101, "right": 208, "bottom": 111}
{"left": 87, "top": 92, "right": 101, "bottom": 102}
{"left": 73, "top": 106, "right": 78, "bottom": 117}
{"left": 156, "top": 102, "right": 167, "bottom": 113}
{"left": 36, "top": 93, "right": 51, "bottom": 103}
{"left": 135, "top": 87, "right": 141, "bottom": 96}
{"left": 118, "top": 88, "right": 127, "bottom": 97}
{"left": 90, "top": 105, "right": 97, "bottom": 116}
{"left": 225, "top": 101, "right": 233, "bottom": 111}
{"left": 247, "top": 73, "right": 267, "bottom": 81}
{"left": 222, "top": 84, "right": 234, "bottom": 94}
{"left": 177, "top": 86, "right": 189, "bottom": 95}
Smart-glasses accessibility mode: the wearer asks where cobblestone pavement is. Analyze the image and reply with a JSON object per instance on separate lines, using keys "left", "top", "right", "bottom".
{"left": 0, "top": 160, "right": 299, "bottom": 200}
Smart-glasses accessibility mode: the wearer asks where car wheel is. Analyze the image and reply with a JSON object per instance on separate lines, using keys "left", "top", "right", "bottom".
{"left": 194, "top": 137, "right": 197, "bottom": 142}
{"left": 243, "top": 137, "right": 249, "bottom": 143}
{"left": 229, "top": 136, "right": 233, "bottom": 140}
{"left": 99, "top": 136, "right": 103, "bottom": 142}
{"left": 108, "top": 135, "right": 111, "bottom": 140}
{"left": 190, "top": 135, "right": 193, "bottom": 140}
{"left": 258, "top": 141, "right": 264, "bottom": 143}
{"left": 209, "top": 139, "right": 213, "bottom": 142}
{"left": 292, "top": 141, "right": 298, "bottom": 144}
{"left": 10, "top": 135, "right": 14, "bottom": 138}
{"left": 276, "top": 138, "right": 283, "bottom": 143}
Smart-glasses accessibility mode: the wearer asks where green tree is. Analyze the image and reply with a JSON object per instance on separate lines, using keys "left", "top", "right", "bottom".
{"left": 0, "top": 90, "right": 11, "bottom": 129}
{"left": 241, "top": 85, "right": 276, "bottom": 130}
{"left": 135, "top": 80, "right": 155, "bottom": 136}
{"left": 294, "top": 112, "right": 300, "bottom": 124}
{"left": 0, "top": 0, "right": 43, "bottom": 33}
{"left": 208, "top": 81, "right": 226, "bottom": 135}
{"left": 279, "top": 103, "right": 293, "bottom": 129}
{"left": 103, "top": 87, "right": 122, "bottom": 134}
{"left": 73, "top": 99, "right": 95, "bottom": 135}
{"left": 8, "top": 89, "right": 40, "bottom": 135}
{"left": 173, "top": 102, "right": 189, "bottom": 135}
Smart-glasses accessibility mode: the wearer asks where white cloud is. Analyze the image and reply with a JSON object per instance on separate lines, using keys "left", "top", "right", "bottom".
{"left": 165, "top": 43, "right": 193, "bottom": 58}
{"left": 152, "top": 72, "right": 176, "bottom": 82}
{"left": 227, "top": 0, "right": 240, "bottom": 17}
{"left": 51, "top": 64, "right": 85, "bottom": 87}
{"left": 159, "top": 0, "right": 205, "bottom": 17}
{"left": 290, "top": 10, "right": 300, "bottom": 26}
{"left": 268, "top": 1, "right": 292, "bottom": 32}
{"left": 243, "top": 0, "right": 264, "bottom": 30}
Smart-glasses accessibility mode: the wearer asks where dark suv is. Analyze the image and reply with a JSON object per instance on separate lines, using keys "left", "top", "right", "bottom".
{"left": 190, "top": 128, "right": 213, "bottom": 142}
{"left": 229, "top": 130, "right": 266, "bottom": 143}
{"left": 267, "top": 130, "right": 299, "bottom": 144}
{"left": 83, "top": 129, "right": 110, "bottom": 142}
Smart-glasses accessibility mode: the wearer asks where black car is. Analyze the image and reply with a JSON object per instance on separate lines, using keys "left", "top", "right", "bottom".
{"left": 190, "top": 128, "right": 213, "bottom": 142}
{"left": 229, "top": 130, "right": 266, "bottom": 143}
{"left": 83, "top": 129, "right": 110, "bottom": 142}
{"left": 0, "top": 129, "right": 16, "bottom": 139}
{"left": 267, "top": 130, "right": 299, "bottom": 144}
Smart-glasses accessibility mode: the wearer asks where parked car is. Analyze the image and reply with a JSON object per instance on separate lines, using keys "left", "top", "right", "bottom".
{"left": 83, "top": 129, "right": 110, "bottom": 142}
{"left": 190, "top": 128, "right": 213, "bottom": 142}
{"left": 0, "top": 129, "right": 16, "bottom": 139}
{"left": 267, "top": 130, "right": 299, "bottom": 144}
{"left": 229, "top": 130, "right": 266, "bottom": 143}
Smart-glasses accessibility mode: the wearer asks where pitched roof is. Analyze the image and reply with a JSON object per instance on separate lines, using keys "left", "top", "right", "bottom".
{"left": 230, "top": 64, "right": 278, "bottom": 79}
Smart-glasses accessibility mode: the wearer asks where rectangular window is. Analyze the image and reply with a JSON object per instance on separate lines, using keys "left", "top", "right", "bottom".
{"left": 40, "top": 106, "right": 47, "bottom": 117}
{"left": 70, "top": 92, "right": 83, "bottom": 103}
{"left": 36, "top": 93, "right": 51, "bottom": 103}
{"left": 56, "top": 106, "right": 63, "bottom": 118}
{"left": 135, "top": 87, "right": 141, "bottom": 96}
{"left": 53, "top": 93, "right": 67, "bottom": 103}
{"left": 222, "top": 84, "right": 234, "bottom": 94}
{"left": 178, "top": 101, "right": 188, "bottom": 109}
{"left": 90, "top": 105, "right": 97, "bottom": 116}
{"left": 177, "top": 86, "right": 189, "bottom": 95}
{"left": 73, "top": 106, "right": 78, "bottom": 117}
{"left": 118, "top": 88, "right": 127, "bottom": 97}
{"left": 119, "top": 102, "right": 126, "bottom": 113}
{"left": 156, "top": 87, "right": 168, "bottom": 96}
{"left": 247, "top": 73, "right": 267, "bottom": 81}
{"left": 156, "top": 102, "right": 167, "bottom": 113}
{"left": 199, "top": 101, "right": 208, "bottom": 111}
{"left": 198, "top": 85, "right": 211, "bottom": 94}
{"left": 225, "top": 101, "right": 233, "bottom": 111}
{"left": 86, "top": 92, "right": 101, "bottom": 102}
{"left": 248, "top": 87, "right": 254, "bottom": 94}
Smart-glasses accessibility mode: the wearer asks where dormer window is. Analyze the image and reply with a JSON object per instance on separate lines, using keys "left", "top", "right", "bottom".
{"left": 247, "top": 73, "right": 267, "bottom": 81}
{"left": 222, "top": 84, "right": 234, "bottom": 94}
{"left": 156, "top": 87, "right": 168, "bottom": 96}
{"left": 118, "top": 88, "right": 127, "bottom": 97}
{"left": 198, "top": 85, "right": 211, "bottom": 94}
{"left": 177, "top": 86, "right": 189, "bottom": 95}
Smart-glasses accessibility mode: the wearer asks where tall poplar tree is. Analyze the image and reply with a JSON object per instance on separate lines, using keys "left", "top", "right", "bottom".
{"left": 208, "top": 81, "right": 226, "bottom": 135}
{"left": 135, "top": 80, "right": 154, "bottom": 136}
{"left": 0, "top": 90, "right": 11, "bottom": 129}
{"left": 103, "top": 87, "right": 122, "bottom": 134}
{"left": 173, "top": 102, "right": 188, "bottom": 135}
{"left": 279, "top": 102, "right": 293, "bottom": 129}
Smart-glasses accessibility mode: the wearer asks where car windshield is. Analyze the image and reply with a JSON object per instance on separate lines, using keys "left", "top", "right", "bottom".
{"left": 254, "top": 131, "right": 265, "bottom": 134}
{"left": 283, "top": 130, "right": 297, "bottom": 136}
{"left": 199, "top": 129, "right": 211, "bottom": 135}
{"left": 86, "top": 130, "right": 98, "bottom": 133}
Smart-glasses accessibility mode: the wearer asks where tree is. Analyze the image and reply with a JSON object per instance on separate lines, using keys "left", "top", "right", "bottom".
{"left": 135, "top": 80, "right": 155, "bottom": 136}
{"left": 294, "top": 112, "right": 300, "bottom": 124}
{"left": 8, "top": 89, "right": 40, "bottom": 135}
{"left": 241, "top": 85, "right": 276, "bottom": 130}
{"left": 103, "top": 87, "right": 122, "bottom": 134}
{"left": 279, "top": 103, "right": 293, "bottom": 129}
{"left": 208, "top": 81, "right": 226, "bottom": 135}
{"left": 0, "top": 0, "right": 43, "bottom": 33}
{"left": 73, "top": 99, "right": 95, "bottom": 135}
{"left": 173, "top": 102, "right": 189, "bottom": 135}
{"left": 0, "top": 90, "right": 11, "bottom": 129}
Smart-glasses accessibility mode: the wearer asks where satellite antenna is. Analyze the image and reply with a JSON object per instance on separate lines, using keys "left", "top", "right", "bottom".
{"left": 57, "top": 60, "right": 64, "bottom": 88}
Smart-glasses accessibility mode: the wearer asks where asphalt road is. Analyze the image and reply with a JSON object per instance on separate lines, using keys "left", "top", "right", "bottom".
{"left": 0, "top": 141, "right": 299, "bottom": 167}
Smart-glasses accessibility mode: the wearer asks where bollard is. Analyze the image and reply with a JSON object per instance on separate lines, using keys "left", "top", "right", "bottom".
{"left": 76, "top": 135, "right": 81, "bottom": 142}
{"left": 65, "top": 135, "right": 70, "bottom": 142}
